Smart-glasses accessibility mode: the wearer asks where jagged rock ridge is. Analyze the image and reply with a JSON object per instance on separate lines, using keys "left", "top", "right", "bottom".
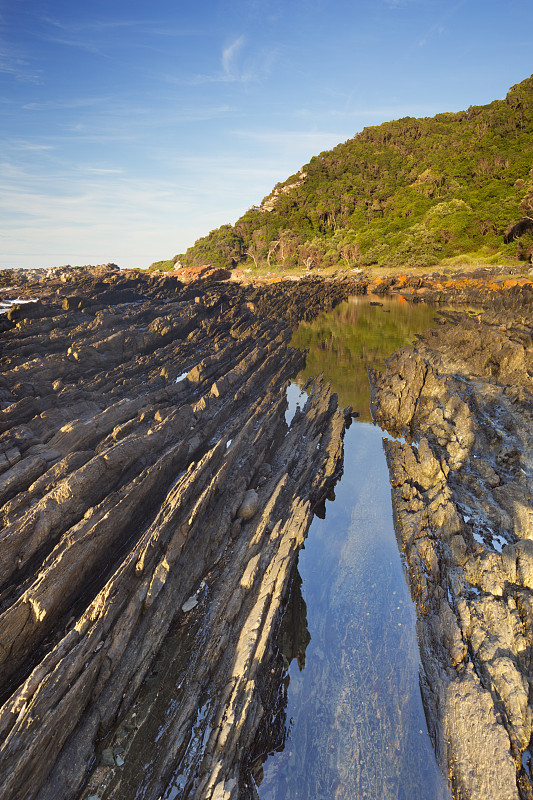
{"left": 0, "top": 268, "right": 358, "bottom": 800}
{"left": 371, "top": 292, "right": 533, "bottom": 800}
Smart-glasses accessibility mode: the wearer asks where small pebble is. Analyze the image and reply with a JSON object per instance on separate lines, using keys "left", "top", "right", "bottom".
{"left": 237, "top": 489, "right": 259, "bottom": 520}
{"left": 101, "top": 748, "right": 115, "bottom": 767}
{"left": 182, "top": 595, "right": 198, "bottom": 612}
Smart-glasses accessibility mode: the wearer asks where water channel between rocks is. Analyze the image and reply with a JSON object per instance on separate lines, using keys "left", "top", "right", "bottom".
{"left": 256, "top": 295, "right": 453, "bottom": 800}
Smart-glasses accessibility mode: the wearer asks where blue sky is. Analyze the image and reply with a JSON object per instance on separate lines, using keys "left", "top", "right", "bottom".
{"left": 2, "top": 0, "right": 533, "bottom": 270}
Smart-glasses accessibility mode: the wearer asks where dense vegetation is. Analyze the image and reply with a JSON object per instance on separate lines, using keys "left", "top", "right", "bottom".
{"left": 176, "top": 76, "right": 533, "bottom": 271}
{"left": 148, "top": 259, "right": 175, "bottom": 272}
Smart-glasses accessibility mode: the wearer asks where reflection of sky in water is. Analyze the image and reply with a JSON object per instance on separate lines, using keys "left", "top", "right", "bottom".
{"left": 285, "top": 383, "right": 309, "bottom": 427}
{"left": 258, "top": 297, "right": 451, "bottom": 799}
{"left": 0, "top": 297, "right": 38, "bottom": 315}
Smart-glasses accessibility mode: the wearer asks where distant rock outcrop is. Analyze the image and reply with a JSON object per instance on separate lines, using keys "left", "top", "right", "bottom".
{"left": 259, "top": 170, "right": 307, "bottom": 213}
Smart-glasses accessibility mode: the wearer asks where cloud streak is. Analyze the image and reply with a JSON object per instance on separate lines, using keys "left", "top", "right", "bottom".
{"left": 0, "top": 150, "right": 292, "bottom": 269}
{"left": 38, "top": 15, "right": 205, "bottom": 58}
{"left": 0, "top": 37, "right": 42, "bottom": 83}
{"left": 222, "top": 35, "right": 245, "bottom": 79}
{"left": 176, "top": 34, "right": 276, "bottom": 86}
{"left": 22, "top": 96, "right": 113, "bottom": 111}
{"left": 232, "top": 128, "right": 348, "bottom": 152}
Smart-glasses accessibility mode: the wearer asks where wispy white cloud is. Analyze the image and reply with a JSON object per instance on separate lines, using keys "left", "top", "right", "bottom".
{"left": 232, "top": 129, "right": 346, "bottom": 152}
{"left": 0, "top": 39, "right": 42, "bottom": 83}
{"left": 0, "top": 172, "right": 192, "bottom": 268}
{"left": 131, "top": 98, "right": 232, "bottom": 123}
{"left": 222, "top": 35, "right": 245, "bottom": 79}
{"left": 1, "top": 99, "right": 233, "bottom": 158}
{"left": 418, "top": 27, "right": 444, "bottom": 47}
{"left": 174, "top": 35, "right": 276, "bottom": 86}
{"left": 0, "top": 153, "right": 289, "bottom": 269}
{"left": 416, "top": 1, "right": 466, "bottom": 47}
{"left": 294, "top": 103, "right": 446, "bottom": 122}
{"left": 6, "top": 141, "right": 55, "bottom": 152}
{"left": 176, "top": 104, "right": 232, "bottom": 122}
{"left": 44, "top": 17, "right": 144, "bottom": 33}
{"left": 22, "top": 96, "right": 113, "bottom": 111}
{"left": 42, "top": 34, "right": 112, "bottom": 57}
{"left": 39, "top": 16, "right": 204, "bottom": 57}
{"left": 83, "top": 167, "right": 124, "bottom": 174}
{"left": 43, "top": 16, "right": 202, "bottom": 37}
{"left": 34, "top": 102, "right": 235, "bottom": 147}
{"left": 40, "top": 17, "right": 149, "bottom": 56}
{"left": 157, "top": 151, "right": 289, "bottom": 184}
{"left": 382, "top": 0, "right": 420, "bottom": 7}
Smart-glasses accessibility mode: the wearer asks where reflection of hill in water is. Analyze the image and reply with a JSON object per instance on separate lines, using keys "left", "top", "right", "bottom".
{"left": 255, "top": 296, "right": 453, "bottom": 800}
{"left": 291, "top": 295, "right": 440, "bottom": 420}
{"left": 255, "top": 297, "right": 453, "bottom": 799}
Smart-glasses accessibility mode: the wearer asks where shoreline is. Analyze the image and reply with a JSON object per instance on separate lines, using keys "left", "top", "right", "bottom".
{"left": 1, "top": 265, "right": 533, "bottom": 798}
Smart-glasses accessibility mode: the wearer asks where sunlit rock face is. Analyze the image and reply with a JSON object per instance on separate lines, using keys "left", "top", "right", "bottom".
{"left": 0, "top": 267, "right": 360, "bottom": 800}
{"left": 371, "top": 298, "right": 533, "bottom": 800}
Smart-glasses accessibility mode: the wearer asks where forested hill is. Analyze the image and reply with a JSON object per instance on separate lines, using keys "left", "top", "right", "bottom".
{"left": 178, "top": 75, "right": 533, "bottom": 271}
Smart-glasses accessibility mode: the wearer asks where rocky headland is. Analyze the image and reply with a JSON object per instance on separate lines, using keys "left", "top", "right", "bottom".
{"left": 2, "top": 263, "right": 533, "bottom": 800}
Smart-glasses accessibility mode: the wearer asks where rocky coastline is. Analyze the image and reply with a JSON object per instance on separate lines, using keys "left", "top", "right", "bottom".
{"left": 371, "top": 292, "right": 533, "bottom": 800}
{"left": 0, "top": 266, "right": 359, "bottom": 800}
{"left": 2, "top": 264, "right": 533, "bottom": 799}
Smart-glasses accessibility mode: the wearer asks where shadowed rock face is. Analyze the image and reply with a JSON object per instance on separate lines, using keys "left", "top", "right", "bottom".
{"left": 0, "top": 269, "right": 358, "bottom": 800}
{"left": 371, "top": 304, "right": 533, "bottom": 800}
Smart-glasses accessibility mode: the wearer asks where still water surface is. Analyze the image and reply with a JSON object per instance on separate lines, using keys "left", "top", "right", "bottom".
{"left": 256, "top": 295, "right": 452, "bottom": 799}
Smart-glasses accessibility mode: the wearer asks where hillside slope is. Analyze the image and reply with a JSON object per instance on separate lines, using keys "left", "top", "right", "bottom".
{"left": 178, "top": 75, "right": 533, "bottom": 271}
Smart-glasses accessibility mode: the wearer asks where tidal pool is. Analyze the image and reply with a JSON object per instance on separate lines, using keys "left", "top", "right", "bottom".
{"left": 290, "top": 293, "right": 441, "bottom": 421}
{"left": 256, "top": 295, "right": 452, "bottom": 799}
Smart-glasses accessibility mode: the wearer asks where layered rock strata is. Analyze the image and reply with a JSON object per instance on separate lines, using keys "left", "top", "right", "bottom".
{"left": 371, "top": 305, "right": 533, "bottom": 800}
{"left": 0, "top": 269, "right": 351, "bottom": 800}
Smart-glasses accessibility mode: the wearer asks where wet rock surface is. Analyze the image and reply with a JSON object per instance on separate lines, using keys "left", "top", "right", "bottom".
{"left": 0, "top": 268, "right": 356, "bottom": 800}
{"left": 371, "top": 299, "right": 533, "bottom": 800}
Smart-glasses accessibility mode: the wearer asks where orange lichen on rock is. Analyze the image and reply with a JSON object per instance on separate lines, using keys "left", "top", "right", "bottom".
{"left": 500, "top": 277, "right": 533, "bottom": 289}
{"left": 230, "top": 270, "right": 246, "bottom": 281}
{"left": 174, "top": 265, "right": 231, "bottom": 282}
